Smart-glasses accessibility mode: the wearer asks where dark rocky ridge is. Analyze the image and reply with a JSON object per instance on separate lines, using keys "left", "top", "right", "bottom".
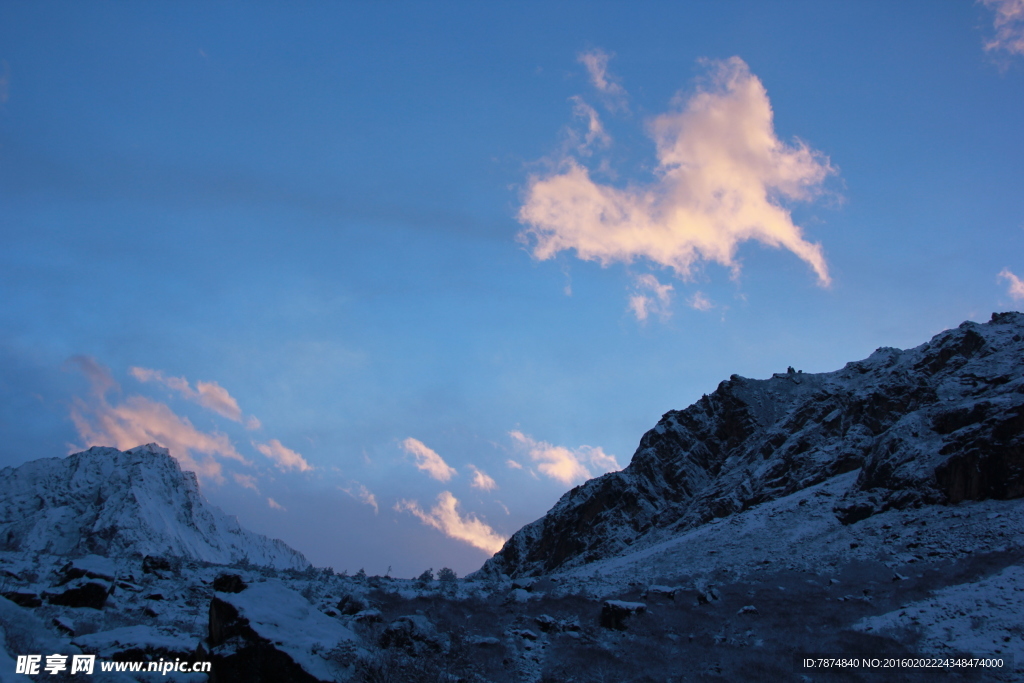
{"left": 483, "top": 312, "right": 1024, "bottom": 578}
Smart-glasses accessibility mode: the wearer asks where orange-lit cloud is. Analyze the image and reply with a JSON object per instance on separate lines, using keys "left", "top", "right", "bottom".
{"left": 506, "top": 459, "right": 523, "bottom": 470}
{"left": 342, "top": 482, "right": 379, "bottom": 514}
{"left": 267, "top": 497, "right": 286, "bottom": 511}
{"left": 468, "top": 465, "right": 498, "bottom": 492}
{"left": 400, "top": 437, "right": 457, "bottom": 482}
{"left": 519, "top": 57, "right": 834, "bottom": 294}
{"left": 129, "top": 366, "right": 259, "bottom": 429}
{"left": 999, "top": 268, "right": 1024, "bottom": 300}
{"left": 395, "top": 492, "right": 506, "bottom": 554}
{"left": 69, "top": 358, "right": 249, "bottom": 484}
{"left": 508, "top": 430, "right": 619, "bottom": 486}
{"left": 982, "top": 0, "right": 1024, "bottom": 56}
{"left": 578, "top": 48, "right": 628, "bottom": 111}
{"left": 254, "top": 439, "right": 312, "bottom": 472}
{"left": 628, "top": 273, "right": 674, "bottom": 321}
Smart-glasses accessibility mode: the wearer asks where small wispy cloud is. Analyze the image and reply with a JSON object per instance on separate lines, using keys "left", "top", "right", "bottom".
{"left": 68, "top": 357, "right": 246, "bottom": 484}
{"left": 999, "top": 268, "right": 1024, "bottom": 299}
{"left": 130, "top": 366, "right": 259, "bottom": 428}
{"left": 629, "top": 273, "right": 674, "bottom": 322}
{"left": 401, "top": 437, "right": 457, "bottom": 482}
{"left": 519, "top": 56, "right": 835, "bottom": 303}
{"left": 233, "top": 473, "right": 260, "bottom": 493}
{"left": 342, "top": 482, "right": 379, "bottom": 514}
{"left": 254, "top": 439, "right": 312, "bottom": 472}
{"left": 395, "top": 492, "right": 506, "bottom": 554}
{"left": 982, "top": 0, "right": 1024, "bottom": 56}
{"left": 569, "top": 96, "right": 611, "bottom": 154}
{"left": 267, "top": 497, "right": 286, "bottom": 511}
{"left": 688, "top": 291, "right": 714, "bottom": 311}
{"left": 508, "top": 430, "right": 619, "bottom": 486}
{"left": 578, "top": 48, "right": 628, "bottom": 111}
{"left": 468, "top": 465, "right": 498, "bottom": 492}
{"left": 506, "top": 459, "right": 523, "bottom": 470}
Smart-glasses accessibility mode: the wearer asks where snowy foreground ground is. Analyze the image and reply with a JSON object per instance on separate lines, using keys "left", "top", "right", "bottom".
{"left": 1, "top": 467, "right": 1022, "bottom": 683}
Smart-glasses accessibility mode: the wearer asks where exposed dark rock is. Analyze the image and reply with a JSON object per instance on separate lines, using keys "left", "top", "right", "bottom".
{"left": 213, "top": 573, "right": 246, "bottom": 593}
{"left": 2, "top": 591, "right": 41, "bottom": 607}
{"left": 47, "top": 581, "right": 109, "bottom": 609}
{"left": 208, "top": 597, "right": 321, "bottom": 683}
{"left": 379, "top": 615, "right": 445, "bottom": 653}
{"left": 57, "top": 558, "right": 117, "bottom": 585}
{"left": 483, "top": 313, "right": 1024, "bottom": 577}
{"left": 336, "top": 593, "right": 366, "bottom": 615}
{"left": 534, "top": 614, "right": 558, "bottom": 632}
{"left": 142, "top": 555, "right": 173, "bottom": 575}
{"left": 353, "top": 608, "right": 382, "bottom": 623}
{"left": 600, "top": 600, "right": 646, "bottom": 630}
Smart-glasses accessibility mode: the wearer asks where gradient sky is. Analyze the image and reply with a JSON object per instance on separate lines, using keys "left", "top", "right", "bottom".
{"left": 1, "top": 1, "right": 1023, "bottom": 577}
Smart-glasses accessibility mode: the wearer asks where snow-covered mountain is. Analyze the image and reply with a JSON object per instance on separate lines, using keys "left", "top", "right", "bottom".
{"left": 485, "top": 311, "right": 1024, "bottom": 578}
{"left": 1, "top": 317, "right": 1022, "bottom": 682}
{"left": 0, "top": 443, "right": 308, "bottom": 570}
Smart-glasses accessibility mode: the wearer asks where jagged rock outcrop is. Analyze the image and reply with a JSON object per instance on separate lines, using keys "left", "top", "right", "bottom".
{"left": 208, "top": 580, "right": 358, "bottom": 683}
{"left": 484, "top": 312, "right": 1024, "bottom": 577}
{"left": 0, "top": 444, "right": 309, "bottom": 570}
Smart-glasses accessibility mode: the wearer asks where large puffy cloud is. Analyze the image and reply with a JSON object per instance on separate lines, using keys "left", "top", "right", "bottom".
{"left": 982, "top": 0, "right": 1024, "bottom": 56}
{"left": 395, "top": 492, "right": 505, "bottom": 554}
{"left": 254, "top": 439, "right": 312, "bottom": 472}
{"left": 508, "top": 430, "right": 619, "bottom": 486}
{"left": 999, "top": 268, "right": 1024, "bottom": 300}
{"left": 401, "top": 437, "right": 457, "bottom": 482}
{"left": 129, "top": 366, "right": 259, "bottom": 428}
{"left": 518, "top": 57, "right": 834, "bottom": 293}
{"left": 69, "top": 358, "right": 246, "bottom": 483}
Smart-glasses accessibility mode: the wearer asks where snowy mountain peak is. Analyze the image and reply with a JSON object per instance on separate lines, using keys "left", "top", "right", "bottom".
{"left": 0, "top": 444, "right": 309, "bottom": 570}
{"left": 484, "top": 312, "right": 1024, "bottom": 577}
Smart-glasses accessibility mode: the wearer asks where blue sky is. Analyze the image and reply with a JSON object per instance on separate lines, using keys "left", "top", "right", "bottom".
{"left": 1, "top": 1, "right": 1023, "bottom": 576}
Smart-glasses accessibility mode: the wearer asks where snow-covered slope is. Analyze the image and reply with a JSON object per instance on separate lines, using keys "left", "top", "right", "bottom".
{"left": 0, "top": 444, "right": 308, "bottom": 570}
{"left": 485, "top": 312, "right": 1024, "bottom": 577}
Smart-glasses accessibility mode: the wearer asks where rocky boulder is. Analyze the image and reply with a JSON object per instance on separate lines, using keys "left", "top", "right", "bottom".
{"left": 208, "top": 580, "right": 358, "bottom": 683}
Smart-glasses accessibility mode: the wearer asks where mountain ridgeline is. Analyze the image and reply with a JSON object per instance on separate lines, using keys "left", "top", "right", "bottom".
{"left": 0, "top": 443, "right": 309, "bottom": 570}
{"left": 484, "top": 312, "right": 1024, "bottom": 578}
